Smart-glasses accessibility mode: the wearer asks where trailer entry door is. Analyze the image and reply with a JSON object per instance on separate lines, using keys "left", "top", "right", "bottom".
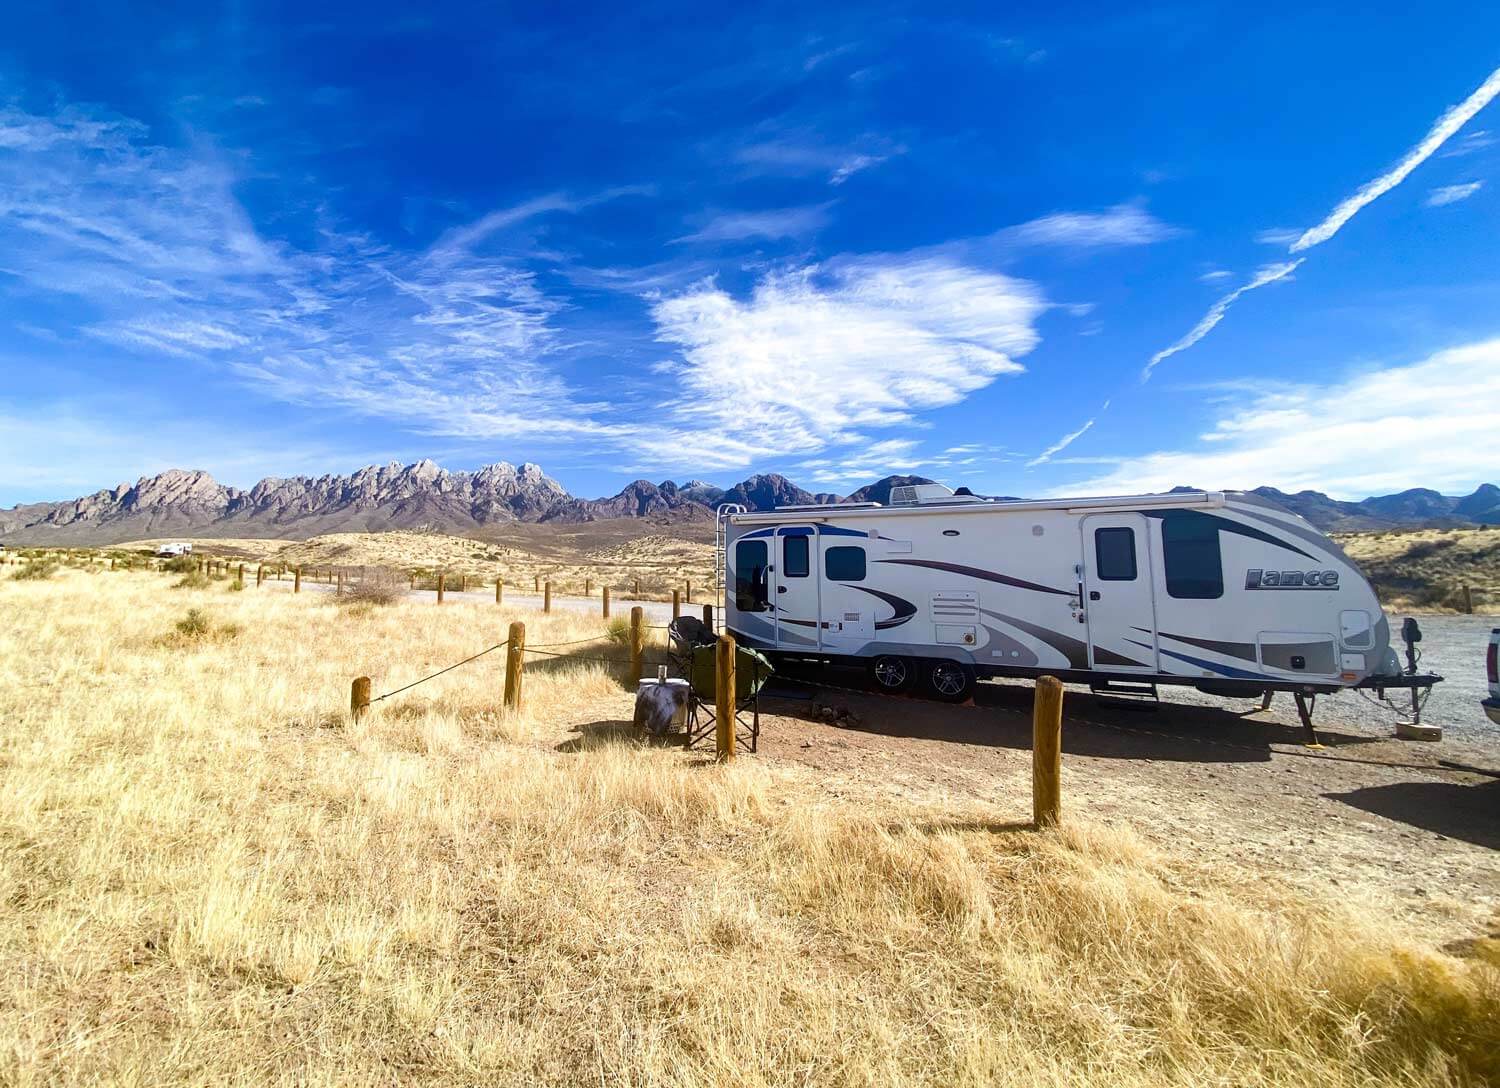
{"left": 773, "top": 526, "right": 821, "bottom": 651}
{"left": 1082, "top": 514, "right": 1159, "bottom": 672}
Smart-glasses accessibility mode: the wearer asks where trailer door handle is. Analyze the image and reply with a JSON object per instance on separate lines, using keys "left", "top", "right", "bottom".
{"left": 777, "top": 586, "right": 787, "bottom": 593}
{"left": 1089, "top": 591, "right": 1101, "bottom": 601}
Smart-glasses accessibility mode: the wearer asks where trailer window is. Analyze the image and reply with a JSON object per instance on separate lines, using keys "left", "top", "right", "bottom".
{"left": 1160, "top": 512, "right": 1224, "bottom": 599}
{"left": 825, "top": 546, "right": 866, "bottom": 582}
{"left": 1094, "top": 528, "right": 1137, "bottom": 581}
{"left": 734, "top": 540, "right": 769, "bottom": 612}
{"left": 783, "top": 535, "right": 810, "bottom": 578}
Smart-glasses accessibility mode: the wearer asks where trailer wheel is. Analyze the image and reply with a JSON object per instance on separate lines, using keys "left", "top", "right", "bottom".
{"left": 869, "top": 655, "right": 912, "bottom": 693}
{"left": 926, "top": 659, "right": 975, "bottom": 703}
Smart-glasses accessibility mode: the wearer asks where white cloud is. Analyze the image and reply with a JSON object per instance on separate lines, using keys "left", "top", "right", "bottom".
{"left": 1290, "top": 66, "right": 1500, "bottom": 252}
{"left": 1059, "top": 339, "right": 1500, "bottom": 499}
{"left": 997, "top": 203, "right": 1180, "bottom": 248}
{"left": 650, "top": 256, "right": 1045, "bottom": 461}
{"left": 1255, "top": 227, "right": 1301, "bottom": 246}
{"left": 1198, "top": 269, "right": 1232, "bottom": 283}
{"left": 671, "top": 203, "right": 833, "bottom": 245}
{"left": 1426, "top": 181, "right": 1483, "bottom": 206}
{"left": 1141, "top": 261, "right": 1301, "bottom": 382}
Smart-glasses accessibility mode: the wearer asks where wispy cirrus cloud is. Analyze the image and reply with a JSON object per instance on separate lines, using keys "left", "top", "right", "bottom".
{"left": 670, "top": 202, "right": 834, "bottom": 245}
{"left": 730, "top": 130, "right": 906, "bottom": 185}
{"left": 998, "top": 203, "right": 1181, "bottom": 248}
{"left": 1426, "top": 181, "right": 1483, "bottom": 206}
{"left": 1063, "top": 338, "right": 1500, "bottom": 498}
{"left": 0, "top": 102, "right": 626, "bottom": 446}
{"left": 648, "top": 256, "right": 1046, "bottom": 462}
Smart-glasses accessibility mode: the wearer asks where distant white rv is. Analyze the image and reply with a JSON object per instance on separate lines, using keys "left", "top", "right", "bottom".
{"left": 718, "top": 485, "right": 1430, "bottom": 738}
{"left": 155, "top": 542, "right": 194, "bottom": 558}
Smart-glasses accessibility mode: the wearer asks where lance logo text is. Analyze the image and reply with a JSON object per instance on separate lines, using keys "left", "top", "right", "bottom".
{"left": 1245, "top": 569, "right": 1339, "bottom": 590}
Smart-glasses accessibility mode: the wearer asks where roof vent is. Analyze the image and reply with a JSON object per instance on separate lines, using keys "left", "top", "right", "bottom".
{"left": 888, "top": 483, "right": 983, "bottom": 506}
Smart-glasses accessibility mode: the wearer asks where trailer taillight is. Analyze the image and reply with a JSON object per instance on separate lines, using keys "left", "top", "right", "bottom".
{"left": 1488, "top": 633, "right": 1498, "bottom": 685}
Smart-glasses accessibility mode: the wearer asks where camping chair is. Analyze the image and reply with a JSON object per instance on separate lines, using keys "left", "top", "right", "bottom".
{"left": 683, "top": 641, "right": 773, "bottom": 753}
{"left": 667, "top": 615, "right": 715, "bottom": 679}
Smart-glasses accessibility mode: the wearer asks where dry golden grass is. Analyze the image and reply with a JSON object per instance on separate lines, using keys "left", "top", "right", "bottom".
{"left": 1, "top": 570, "right": 1497, "bottom": 1086}
{"left": 1336, "top": 527, "right": 1499, "bottom": 612}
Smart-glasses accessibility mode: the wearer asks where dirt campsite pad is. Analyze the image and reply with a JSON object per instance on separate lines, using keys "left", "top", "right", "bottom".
{"left": 748, "top": 658, "right": 1500, "bottom": 946}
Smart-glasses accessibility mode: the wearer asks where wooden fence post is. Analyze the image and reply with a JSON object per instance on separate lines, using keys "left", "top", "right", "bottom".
{"left": 672, "top": 589, "right": 681, "bottom": 620}
{"left": 460, "top": 574, "right": 467, "bottom": 593}
{"left": 351, "top": 676, "right": 371, "bottom": 721}
{"left": 504, "top": 622, "right": 525, "bottom": 710}
{"left": 294, "top": 566, "right": 302, "bottom": 594}
{"left": 337, "top": 571, "right": 344, "bottom": 594}
{"left": 237, "top": 563, "right": 244, "bottom": 585}
{"left": 602, "top": 585, "right": 610, "bottom": 618}
{"left": 1032, "top": 675, "right": 1064, "bottom": 828}
{"left": 1462, "top": 585, "right": 1474, "bottom": 614}
{"left": 495, "top": 579, "right": 503, "bottom": 605}
{"left": 544, "top": 580, "right": 552, "bottom": 613}
{"left": 629, "top": 607, "right": 644, "bottom": 683}
{"left": 437, "top": 572, "right": 445, "bottom": 604}
{"left": 716, "top": 633, "right": 736, "bottom": 762}
{"left": 686, "top": 580, "right": 692, "bottom": 604}
{"left": 585, "top": 577, "right": 591, "bottom": 596}
{"left": 634, "top": 576, "right": 641, "bottom": 598}
{"left": 534, "top": 575, "right": 539, "bottom": 593}
{"left": 702, "top": 603, "right": 713, "bottom": 631}
{"left": 409, "top": 572, "right": 415, "bottom": 590}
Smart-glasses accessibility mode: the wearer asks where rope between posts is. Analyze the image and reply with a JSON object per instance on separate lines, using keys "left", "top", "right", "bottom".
{"left": 369, "top": 639, "right": 510, "bottom": 705}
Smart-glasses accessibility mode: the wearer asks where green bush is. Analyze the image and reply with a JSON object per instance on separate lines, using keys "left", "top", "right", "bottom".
{"left": 173, "top": 572, "right": 211, "bottom": 590}
{"left": 162, "top": 555, "right": 198, "bottom": 573}
{"left": 606, "top": 616, "right": 630, "bottom": 644}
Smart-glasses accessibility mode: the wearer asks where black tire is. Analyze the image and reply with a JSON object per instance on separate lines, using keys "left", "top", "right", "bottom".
{"left": 868, "top": 654, "right": 913, "bottom": 694}
{"left": 925, "top": 659, "right": 975, "bottom": 703}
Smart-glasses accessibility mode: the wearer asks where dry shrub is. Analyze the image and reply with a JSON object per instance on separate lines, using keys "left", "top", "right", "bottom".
{"left": 10, "top": 558, "right": 58, "bottom": 581}
{"left": 339, "top": 566, "right": 407, "bottom": 606}
{"left": 172, "top": 571, "right": 211, "bottom": 590}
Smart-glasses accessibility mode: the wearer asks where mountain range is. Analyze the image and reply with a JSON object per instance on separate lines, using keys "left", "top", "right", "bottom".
{"left": 1, "top": 461, "right": 1496, "bottom": 545}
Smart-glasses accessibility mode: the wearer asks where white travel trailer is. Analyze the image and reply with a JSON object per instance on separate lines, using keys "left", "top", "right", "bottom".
{"left": 154, "top": 542, "right": 194, "bottom": 558}
{"left": 719, "top": 484, "right": 1430, "bottom": 739}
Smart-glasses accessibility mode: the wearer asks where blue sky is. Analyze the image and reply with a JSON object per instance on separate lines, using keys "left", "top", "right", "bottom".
{"left": 2, "top": 3, "right": 1498, "bottom": 506}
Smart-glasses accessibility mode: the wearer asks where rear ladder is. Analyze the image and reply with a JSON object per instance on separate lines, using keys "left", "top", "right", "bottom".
{"left": 712, "top": 503, "right": 746, "bottom": 635}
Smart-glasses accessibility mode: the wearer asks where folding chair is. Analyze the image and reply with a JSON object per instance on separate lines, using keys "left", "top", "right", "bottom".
{"left": 683, "top": 642, "right": 773, "bottom": 753}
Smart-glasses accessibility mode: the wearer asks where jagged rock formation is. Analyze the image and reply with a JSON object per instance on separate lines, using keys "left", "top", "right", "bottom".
{"left": 3, "top": 462, "right": 1496, "bottom": 545}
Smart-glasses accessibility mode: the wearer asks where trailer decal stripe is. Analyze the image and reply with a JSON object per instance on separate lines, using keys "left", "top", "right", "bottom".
{"left": 877, "top": 559, "right": 1074, "bottom": 596}
{"left": 1156, "top": 646, "right": 1268, "bottom": 680}
{"left": 1139, "top": 627, "right": 1258, "bottom": 662}
{"left": 981, "top": 609, "right": 1088, "bottom": 669}
{"left": 1094, "top": 645, "right": 1148, "bottom": 668}
{"left": 1140, "top": 509, "right": 1317, "bottom": 561}
{"left": 849, "top": 586, "right": 918, "bottom": 630}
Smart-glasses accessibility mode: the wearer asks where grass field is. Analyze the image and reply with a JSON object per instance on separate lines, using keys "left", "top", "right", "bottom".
{"left": 2, "top": 568, "right": 1498, "bottom": 1085}
{"left": 109, "top": 529, "right": 715, "bottom": 601}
